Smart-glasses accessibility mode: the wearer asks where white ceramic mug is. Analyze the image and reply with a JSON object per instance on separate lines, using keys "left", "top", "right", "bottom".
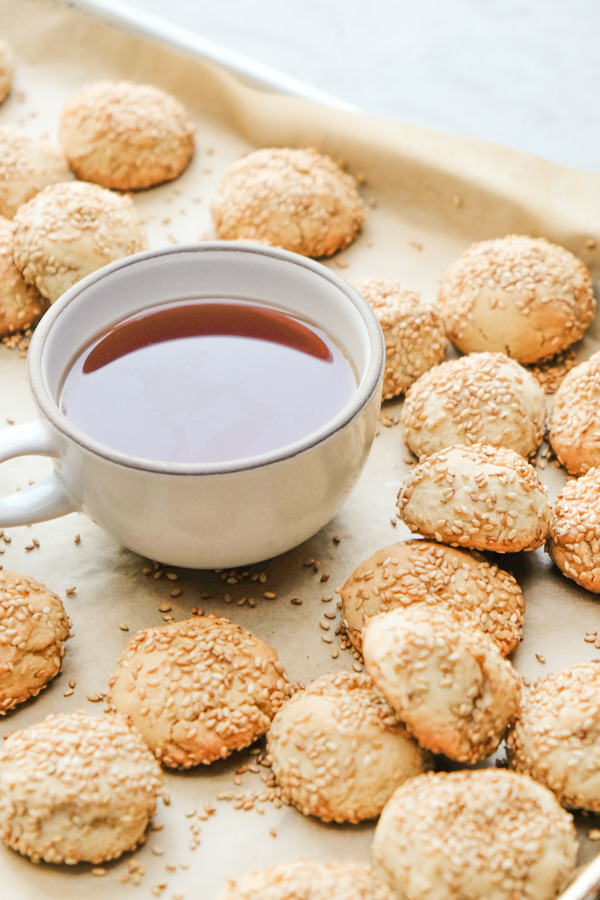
{"left": 0, "top": 243, "right": 384, "bottom": 568}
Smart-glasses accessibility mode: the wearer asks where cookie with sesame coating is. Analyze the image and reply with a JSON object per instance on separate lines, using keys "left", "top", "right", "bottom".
{"left": 351, "top": 277, "right": 446, "bottom": 399}
{"left": 401, "top": 351, "right": 545, "bottom": 459}
{"left": 438, "top": 235, "right": 595, "bottom": 363}
{"left": 0, "top": 710, "right": 163, "bottom": 864}
{"left": 507, "top": 662, "right": 600, "bottom": 811}
{"left": 267, "top": 671, "right": 430, "bottom": 824}
{"left": 0, "top": 125, "right": 70, "bottom": 219}
{"left": 548, "top": 350, "right": 600, "bottom": 475}
{"left": 214, "top": 860, "right": 395, "bottom": 900}
{"left": 547, "top": 467, "right": 600, "bottom": 591}
{"left": 397, "top": 443, "right": 551, "bottom": 552}
{"left": 372, "top": 769, "right": 577, "bottom": 900}
{"left": 0, "top": 570, "right": 70, "bottom": 714}
{"left": 363, "top": 605, "right": 521, "bottom": 763}
{"left": 0, "top": 216, "right": 48, "bottom": 335}
{"left": 107, "top": 615, "right": 291, "bottom": 768}
{"left": 59, "top": 80, "right": 195, "bottom": 190}
{"left": 341, "top": 539, "right": 524, "bottom": 656}
{"left": 211, "top": 147, "right": 365, "bottom": 258}
{"left": 12, "top": 181, "right": 148, "bottom": 303}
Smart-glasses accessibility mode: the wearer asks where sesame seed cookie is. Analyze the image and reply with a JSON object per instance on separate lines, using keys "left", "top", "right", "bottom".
{"left": 363, "top": 606, "right": 521, "bottom": 763}
{"left": 507, "top": 662, "right": 600, "bottom": 811}
{"left": 59, "top": 80, "right": 195, "bottom": 190}
{"left": 0, "top": 39, "right": 14, "bottom": 104}
{"left": 211, "top": 147, "right": 365, "bottom": 257}
{"left": 215, "top": 860, "right": 395, "bottom": 900}
{"left": 397, "top": 443, "right": 552, "bottom": 552}
{"left": 351, "top": 277, "right": 446, "bottom": 399}
{"left": 547, "top": 468, "right": 600, "bottom": 591}
{"left": 548, "top": 350, "right": 600, "bottom": 475}
{"left": 438, "top": 235, "right": 595, "bottom": 363}
{"left": 12, "top": 180, "right": 148, "bottom": 303}
{"left": 401, "top": 351, "right": 546, "bottom": 459}
{"left": 267, "top": 671, "right": 430, "bottom": 824}
{"left": 372, "top": 769, "right": 578, "bottom": 900}
{"left": 0, "top": 125, "right": 70, "bottom": 219}
{"left": 107, "top": 616, "right": 290, "bottom": 768}
{"left": 341, "top": 539, "right": 524, "bottom": 656}
{"left": 0, "top": 710, "right": 163, "bottom": 864}
{"left": 0, "top": 216, "right": 48, "bottom": 335}
{"left": 0, "top": 570, "right": 70, "bottom": 714}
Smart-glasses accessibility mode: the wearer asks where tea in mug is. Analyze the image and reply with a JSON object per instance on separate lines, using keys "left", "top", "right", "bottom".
{"left": 59, "top": 299, "right": 357, "bottom": 464}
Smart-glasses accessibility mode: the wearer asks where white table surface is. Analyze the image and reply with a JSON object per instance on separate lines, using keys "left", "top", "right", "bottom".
{"left": 81, "top": 0, "right": 600, "bottom": 174}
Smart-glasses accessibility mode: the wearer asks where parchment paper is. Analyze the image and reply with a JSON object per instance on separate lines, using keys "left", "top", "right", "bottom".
{"left": 0, "top": 0, "right": 600, "bottom": 897}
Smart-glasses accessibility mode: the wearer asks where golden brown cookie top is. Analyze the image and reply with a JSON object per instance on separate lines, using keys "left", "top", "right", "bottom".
{"left": 438, "top": 235, "right": 595, "bottom": 363}
{"left": 59, "top": 79, "right": 195, "bottom": 190}
{"left": 211, "top": 146, "right": 365, "bottom": 257}
{"left": 0, "top": 125, "right": 70, "bottom": 219}
{"left": 107, "top": 615, "right": 290, "bottom": 768}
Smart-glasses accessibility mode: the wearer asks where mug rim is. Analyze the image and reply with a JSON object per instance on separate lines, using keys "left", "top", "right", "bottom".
{"left": 27, "top": 242, "right": 385, "bottom": 476}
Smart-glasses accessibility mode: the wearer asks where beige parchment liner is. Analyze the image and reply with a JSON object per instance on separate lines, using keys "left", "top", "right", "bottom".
{"left": 1, "top": 0, "right": 600, "bottom": 897}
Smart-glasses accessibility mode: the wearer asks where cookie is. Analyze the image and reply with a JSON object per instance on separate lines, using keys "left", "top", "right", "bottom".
{"left": 372, "top": 769, "right": 577, "bottom": 900}
{"left": 507, "top": 662, "right": 600, "bottom": 811}
{"left": 401, "top": 351, "right": 545, "bottom": 459}
{"left": 0, "top": 125, "right": 70, "bottom": 219}
{"left": 547, "top": 467, "right": 600, "bottom": 591}
{"left": 0, "top": 39, "right": 14, "bottom": 104}
{"left": 0, "top": 710, "right": 163, "bottom": 864}
{"left": 12, "top": 180, "right": 148, "bottom": 303}
{"left": 0, "top": 570, "right": 70, "bottom": 713}
{"left": 59, "top": 79, "right": 195, "bottom": 190}
{"left": 107, "top": 615, "right": 290, "bottom": 768}
{"left": 215, "top": 861, "right": 394, "bottom": 900}
{"left": 548, "top": 350, "right": 600, "bottom": 475}
{"left": 266, "top": 671, "right": 430, "bottom": 824}
{"left": 351, "top": 277, "right": 446, "bottom": 399}
{"left": 363, "top": 606, "right": 521, "bottom": 763}
{"left": 0, "top": 216, "right": 48, "bottom": 334}
{"left": 438, "top": 235, "right": 595, "bottom": 363}
{"left": 341, "top": 539, "right": 524, "bottom": 656}
{"left": 211, "top": 147, "right": 365, "bottom": 257}
{"left": 397, "top": 443, "right": 551, "bottom": 552}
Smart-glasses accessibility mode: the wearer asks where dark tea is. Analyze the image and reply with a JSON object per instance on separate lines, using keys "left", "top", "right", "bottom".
{"left": 59, "top": 299, "right": 357, "bottom": 464}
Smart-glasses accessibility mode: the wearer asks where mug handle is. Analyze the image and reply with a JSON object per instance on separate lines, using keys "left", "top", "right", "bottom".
{"left": 0, "top": 421, "right": 76, "bottom": 526}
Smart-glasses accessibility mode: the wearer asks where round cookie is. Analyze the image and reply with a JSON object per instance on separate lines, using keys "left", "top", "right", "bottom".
{"left": 59, "top": 80, "right": 195, "bottom": 190}
{"left": 547, "top": 467, "right": 600, "bottom": 592}
{"left": 507, "top": 662, "right": 600, "bottom": 811}
{"left": 0, "top": 570, "right": 70, "bottom": 713}
{"left": 438, "top": 235, "right": 595, "bottom": 363}
{"left": 0, "top": 710, "right": 163, "bottom": 864}
{"left": 0, "top": 125, "right": 70, "bottom": 219}
{"left": 341, "top": 539, "right": 524, "bottom": 656}
{"left": 397, "top": 443, "right": 551, "bottom": 552}
{"left": 107, "top": 615, "right": 291, "bottom": 768}
{"left": 211, "top": 147, "right": 365, "bottom": 257}
{"left": 12, "top": 180, "right": 148, "bottom": 303}
{"left": 363, "top": 606, "right": 521, "bottom": 763}
{"left": 351, "top": 277, "right": 446, "bottom": 399}
{"left": 401, "top": 351, "right": 546, "bottom": 459}
{"left": 0, "top": 39, "right": 14, "bottom": 104}
{"left": 0, "top": 215, "right": 48, "bottom": 334}
{"left": 372, "top": 769, "right": 578, "bottom": 900}
{"left": 215, "top": 860, "right": 394, "bottom": 900}
{"left": 266, "top": 671, "right": 430, "bottom": 824}
{"left": 548, "top": 350, "right": 600, "bottom": 475}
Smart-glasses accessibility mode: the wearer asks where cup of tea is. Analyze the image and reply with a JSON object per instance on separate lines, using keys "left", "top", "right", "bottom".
{"left": 0, "top": 243, "right": 384, "bottom": 568}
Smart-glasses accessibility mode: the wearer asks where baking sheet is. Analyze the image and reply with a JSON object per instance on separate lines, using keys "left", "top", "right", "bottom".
{"left": 1, "top": 0, "right": 600, "bottom": 897}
